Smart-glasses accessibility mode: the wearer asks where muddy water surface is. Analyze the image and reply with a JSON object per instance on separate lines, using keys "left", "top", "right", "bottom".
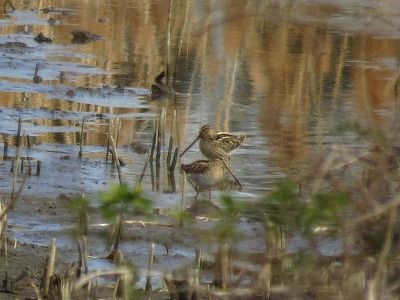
{"left": 1, "top": 0, "right": 400, "bottom": 289}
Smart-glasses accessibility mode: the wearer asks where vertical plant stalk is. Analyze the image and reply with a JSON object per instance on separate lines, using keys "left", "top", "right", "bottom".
{"left": 194, "top": 248, "right": 202, "bottom": 288}
{"left": 156, "top": 115, "right": 162, "bottom": 191}
{"left": 139, "top": 152, "right": 152, "bottom": 184}
{"left": 115, "top": 118, "right": 121, "bottom": 149}
{"left": 159, "top": 107, "right": 166, "bottom": 150}
{"left": 78, "top": 117, "right": 85, "bottom": 158}
{"left": 110, "top": 136, "right": 122, "bottom": 184}
{"left": 150, "top": 119, "right": 159, "bottom": 161}
{"left": 166, "top": 0, "right": 174, "bottom": 89}
{"left": 167, "top": 110, "right": 176, "bottom": 170}
{"left": 20, "top": 157, "right": 24, "bottom": 173}
{"left": 26, "top": 135, "right": 31, "bottom": 149}
{"left": 106, "top": 120, "right": 112, "bottom": 163}
{"left": 40, "top": 238, "right": 57, "bottom": 296}
{"left": 214, "top": 242, "right": 231, "bottom": 289}
{"left": 0, "top": 201, "right": 9, "bottom": 291}
{"left": 112, "top": 215, "right": 123, "bottom": 253}
{"left": 170, "top": 147, "right": 179, "bottom": 174}
{"left": 166, "top": 136, "right": 174, "bottom": 169}
{"left": 368, "top": 209, "right": 397, "bottom": 299}
{"left": 150, "top": 160, "right": 155, "bottom": 191}
{"left": 180, "top": 172, "right": 186, "bottom": 227}
{"left": 3, "top": 135, "right": 8, "bottom": 160}
{"left": 145, "top": 243, "right": 155, "bottom": 294}
{"left": 11, "top": 118, "right": 22, "bottom": 198}
{"left": 36, "top": 160, "right": 41, "bottom": 176}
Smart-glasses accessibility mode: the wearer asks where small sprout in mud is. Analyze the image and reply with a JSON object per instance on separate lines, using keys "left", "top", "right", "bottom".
{"left": 171, "top": 210, "right": 192, "bottom": 227}
{"left": 212, "top": 195, "right": 247, "bottom": 242}
{"left": 258, "top": 179, "right": 350, "bottom": 237}
{"left": 100, "top": 184, "right": 152, "bottom": 220}
{"left": 258, "top": 180, "right": 304, "bottom": 231}
{"left": 99, "top": 184, "right": 151, "bottom": 254}
{"left": 302, "top": 191, "right": 350, "bottom": 236}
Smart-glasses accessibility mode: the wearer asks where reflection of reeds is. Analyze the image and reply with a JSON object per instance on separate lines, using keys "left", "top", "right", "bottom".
{"left": 78, "top": 117, "right": 85, "bottom": 158}
{"left": 109, "top": 136, "right": 122, "bottom": 184}
{"left": 2, "top": 134, "right": 8, "bottom": 160}
{"left": 145, "top": 243, "right": 155, "bottom": 294}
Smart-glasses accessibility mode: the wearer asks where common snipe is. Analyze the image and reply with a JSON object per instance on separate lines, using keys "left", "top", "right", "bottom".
{"left": 180, "top": 125, "right": 245, "bottom": 159}
{"left": 181, "top": 157, "right": 242, "bottom": 200}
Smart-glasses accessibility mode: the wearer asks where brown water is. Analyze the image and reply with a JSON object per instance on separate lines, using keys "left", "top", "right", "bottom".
{"left": 1, "top": 0, "right": 400, "bottom": 197}
{"left": 1, "top": 0, "right": 400, "bottom": 286}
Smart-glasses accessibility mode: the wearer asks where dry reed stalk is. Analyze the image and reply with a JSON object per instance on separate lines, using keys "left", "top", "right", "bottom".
{"left": 110, "top": 136, "right": 122, "bottom": 184}
{"left": 31, "top": 282, "right": 43, "bottom": 300}
{"left": 27, "top": 161, "right": 31, "bottom": 176}
{"left": 36, "top": 160, "right": 41, "bottom": 176}
{"left": 150, "top": 119, "right": 159, "bottom": 161}
{"left": 145, "top": 243, "right": 155, "bottom": 294}
{"left": 155, "top": 113, "right": 163, "bottom": 191}
{"left": 368, "top": 208, "right": 397, "bottom": 299}
{"left": 0, "top": 174, "right": 27, "bottom": 222}
{"left": 115, "top": 118, "right": 121, "bottom": 148}
{"left": 256, "top": 263, "right": 271, "bottom": 298}
{"left": 111, "top": 215, "right": 123, "bottom": 253}
{"left": 40, "top": 238, "right": 57, "bottom": 296}
{"left": 106, "top": 120, "right": 112, "bottom": 163}
{"left": 78, "top": 117, "right": 85, "bottom": 158}
{"left": 12, "top": 118, "right": 22, "bottom": 191}
{"left": 332, "top": 33, "right": 349, "bottom": 102}
{"left": 0, "top": 201, "right": 9, "bottom": 292}
{"left": 26, "top": 135, "right": 31, "bottom": 149}
{"left": 3, "top": 135, "right": 8, "bottom": 159}
{"left": 9, "top": 159, "right": 14, "bottom": 173}
{"left": 20, "top": 157, "right": 24, "bottom": 173}
{"left": 166, "top": 135, "right": 174, "bottom": 169}
{"left": 169, "top": 170, "right": 176, "bottom": 193}
{"left": 214, "top": 243, "right": 231, "bottom": 289}
{"left": 180, "top": 172, "right": 186, "bottom": 226}
{"left": 194, "top": 247, "right": 202, "bottom": 293}
{"left": 150, "top": 160, "right": 155, "bottom": 191}
{"left": 155, "top": 163, "right": 160, "bottom": 191}
{"left": 170, "top": 147, "right": 179, "bottom": 173}
{"left": 155, "top": 139, "right": 161, "bottom": 191}
{"left": 167, "top": 110, "right": 177, "bottom": 169}
{"left": 139, "top": 152, "right": 152, "bottom": 184}
{"left": 164, "top": 274, "right": 179, "bottom": 299}
{"left": 82, "top": 236, "right": 89, "bottom": 275}
{"left": 166, "top": 0, "right": 174, "bottom": 88}
{"left": 74, "top": 267, "right": 133, "bottom": 291}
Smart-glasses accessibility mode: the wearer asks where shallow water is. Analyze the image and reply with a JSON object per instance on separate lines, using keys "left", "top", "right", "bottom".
{"left": 1, "top": 0, "right": 400, "bottom": 288}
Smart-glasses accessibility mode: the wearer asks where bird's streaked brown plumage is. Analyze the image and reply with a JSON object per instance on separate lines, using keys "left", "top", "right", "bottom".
{"left": 181, "top": 158, "right": 227, "bottom": 199}
{"left": 180, "top": 125, "right": 245, "bottom": 159}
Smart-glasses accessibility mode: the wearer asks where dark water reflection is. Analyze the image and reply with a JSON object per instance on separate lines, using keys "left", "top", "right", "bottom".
{"left": 0, "top": 0, "right": 399, "bottom": 200}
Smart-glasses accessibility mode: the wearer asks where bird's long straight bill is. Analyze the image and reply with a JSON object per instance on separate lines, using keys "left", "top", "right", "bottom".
{"left": 180, "top": 136, "right": 200, "bottom": 157}
{"left": 220, "top": 158, "right": 242, "bottom": 190}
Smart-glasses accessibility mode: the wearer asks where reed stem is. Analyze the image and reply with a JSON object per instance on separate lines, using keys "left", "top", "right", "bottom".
{"left": 78, "top": 117, "right": 85, "bottom": 158}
